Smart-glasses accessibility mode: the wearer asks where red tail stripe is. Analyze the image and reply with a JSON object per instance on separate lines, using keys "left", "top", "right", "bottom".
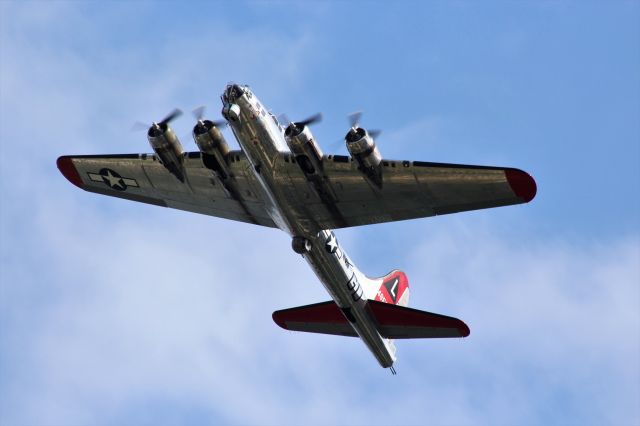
{"left": 375, "top": 270, "right": 409, "bottom": 305}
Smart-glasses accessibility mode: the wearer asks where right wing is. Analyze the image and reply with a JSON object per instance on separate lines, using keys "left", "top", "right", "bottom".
{"left": 57, "top": 151, "right": 276, "bottom": 227}
{"left": 280, "top": 155, "right": 536, "bottom": 229}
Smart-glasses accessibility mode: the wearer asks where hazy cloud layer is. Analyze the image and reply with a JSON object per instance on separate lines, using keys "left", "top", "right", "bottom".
{"left": 1, "top": 199, "right": 638, "bottom": 425}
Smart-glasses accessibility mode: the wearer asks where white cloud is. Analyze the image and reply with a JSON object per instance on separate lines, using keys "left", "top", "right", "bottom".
{"left": 2, "top": 194, "right": 638, "bottom": 425}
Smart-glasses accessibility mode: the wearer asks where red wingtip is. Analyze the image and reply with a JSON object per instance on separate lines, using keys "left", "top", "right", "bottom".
{"left": 57, "top": 156, "right": 83, "bottom": 188}
{"left": 505, "top": 168, "right": 537, "bottom": 203}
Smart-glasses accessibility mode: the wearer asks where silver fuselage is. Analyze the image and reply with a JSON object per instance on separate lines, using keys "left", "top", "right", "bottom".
{"left": 221, "top": 84, "right": 396, "bottom": 368}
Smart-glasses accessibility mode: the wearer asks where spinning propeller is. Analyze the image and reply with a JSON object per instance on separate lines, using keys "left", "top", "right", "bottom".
{"left": 191, "top": 106, "right": 228, "bottom": 139}
{"left": 281, "top": 112, "right": 323, "bottom": 129}
{"left": 192, "top": 106, "right": 227, "bottom": 128}
{"left": 131, "top": 108, "right": 183, "bottom": 134}
{"left": 329, "top": 111, "right": 383, "bottom": 152}
{"left": 283, "top": 112, "right": 323, "bottom": 137}
{"left": 348, "top": 111, "right": 381, "bottom": 139}
{"left": 296, "top": 112, "right": 323, "bottom": 127}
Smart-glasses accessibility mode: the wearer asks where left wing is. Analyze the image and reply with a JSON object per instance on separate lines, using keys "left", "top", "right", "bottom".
{"left": 57, "top": 152, "right": 276, "bottom": 227}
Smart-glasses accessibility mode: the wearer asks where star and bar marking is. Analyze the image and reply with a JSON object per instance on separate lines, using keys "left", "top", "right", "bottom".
{"left": 88, "top": 168, "right": 138, "bottom": 191}
{"left": 324, "top": 231, "right": 355, "bottom": 273}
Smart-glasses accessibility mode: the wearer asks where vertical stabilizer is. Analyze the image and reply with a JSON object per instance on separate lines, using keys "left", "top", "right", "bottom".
{"left": 361, "top": 270, "right": 410, "bottom": 307}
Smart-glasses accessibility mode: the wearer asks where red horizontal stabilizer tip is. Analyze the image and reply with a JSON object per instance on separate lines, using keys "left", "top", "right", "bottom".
{"left": 505, "top": 168, "right": 537, "bottom": 203}
{"left": 57, "top": 156, "right": 83, "bottom": 188}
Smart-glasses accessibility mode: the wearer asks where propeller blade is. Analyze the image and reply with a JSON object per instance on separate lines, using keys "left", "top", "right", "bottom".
{"left": 192, "top": 106, "right": 227, "bottom": 129}
{"left": 192, "top": 106, "right": 206, "bottom": 121}
{"left": 369, "top": 129, "right": 382, "bottom": 139}
{"left": 278, "top": 113, "right": 291, "bottom": 126}
{"left": 348, "top": 111, "right": 362, "bottom": 128}
{"left": 131, "top": 121, "right": 149, "bottom": 132}
{"left": 159, "top": 108, "right": 183, "bottom": 125}
{"left": 329, "top": 137, "right": 348, "bottom": 153}
{"left": 211, "top": 119, "right": 228, "bottom": 129}
{"left": 298, "top": 112, "right": 322, "bottom": 127}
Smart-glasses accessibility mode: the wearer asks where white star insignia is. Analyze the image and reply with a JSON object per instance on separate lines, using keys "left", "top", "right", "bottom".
{"left": 103, "top": 169, "right": 124, "bottom": 189}
{"left": 325, "top": 233, "right": 338, "bottom": 253}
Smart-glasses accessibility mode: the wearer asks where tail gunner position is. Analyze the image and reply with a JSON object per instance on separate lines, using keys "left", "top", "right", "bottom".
{"left": 58, "top": 83, "right": 537, "bottom": 372}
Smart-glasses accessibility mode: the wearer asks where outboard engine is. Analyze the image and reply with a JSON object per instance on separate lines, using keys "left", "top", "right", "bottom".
{"left": 345, "top": 127, "right": 383, "bottom": 187}
{"left": 147, "top": 121, "right": 185, "bottom": 182}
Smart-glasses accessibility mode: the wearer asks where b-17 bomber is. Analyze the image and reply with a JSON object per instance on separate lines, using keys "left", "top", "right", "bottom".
{"left": 58, "top": 83, "right": 536, "bottom": 373}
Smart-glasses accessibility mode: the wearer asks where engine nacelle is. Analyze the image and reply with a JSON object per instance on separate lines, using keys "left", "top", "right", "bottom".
{"left": 147, "top": 123, "right": 185, "bottom": 182}
{"left": 193, "top": 120, "right": 232, "bottom": 179}
{"left": 345, "top": 127, "right": 382, "bottom": 186}
{"left": 285, "top": 123, "right": 324, "bottom": 175}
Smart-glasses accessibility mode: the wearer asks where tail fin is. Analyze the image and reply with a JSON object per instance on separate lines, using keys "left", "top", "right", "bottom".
{"left": 363, "top": 270, "right": 410, "bottom": 307}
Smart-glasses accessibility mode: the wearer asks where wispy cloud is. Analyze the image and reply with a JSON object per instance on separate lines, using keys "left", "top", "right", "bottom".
{"left": 2, "top": 201, "right": 638, "bottom": 425}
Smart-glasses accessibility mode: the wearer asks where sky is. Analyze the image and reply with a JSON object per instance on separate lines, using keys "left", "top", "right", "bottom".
{"left": 0, "top": 1, "right": 638, "bottom": 425}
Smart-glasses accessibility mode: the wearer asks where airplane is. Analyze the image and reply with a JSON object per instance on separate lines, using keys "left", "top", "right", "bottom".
{"left": 57, "top": 83, "right": 536, "bottom": 373}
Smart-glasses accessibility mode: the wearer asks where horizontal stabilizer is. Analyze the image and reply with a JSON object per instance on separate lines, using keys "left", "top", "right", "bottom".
{"left": 273, "top": 300, "right": 469, "bottom": 339}
{"left": 367, "top": 300, "right": 470, "bottom": 338}
{"left": 273, "top": 301, "right": 357, "bottom": 337}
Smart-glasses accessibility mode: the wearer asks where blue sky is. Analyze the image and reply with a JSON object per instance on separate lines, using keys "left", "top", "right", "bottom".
{"left": 1, "top": 1, "right": 638, "bottom": 425}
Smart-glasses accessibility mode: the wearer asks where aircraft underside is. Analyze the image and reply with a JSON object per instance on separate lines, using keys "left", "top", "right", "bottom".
{"left": 57, "top": 83, "right": 536, "bottom": 372}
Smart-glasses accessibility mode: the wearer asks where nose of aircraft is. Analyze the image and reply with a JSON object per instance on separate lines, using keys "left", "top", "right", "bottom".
{"left": 224, "top": 83, "right": 245, "bottom": 101}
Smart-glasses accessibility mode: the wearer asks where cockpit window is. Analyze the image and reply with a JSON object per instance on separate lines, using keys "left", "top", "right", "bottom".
{"left": 224, "top": 84, "right": 245, "bottom": 102}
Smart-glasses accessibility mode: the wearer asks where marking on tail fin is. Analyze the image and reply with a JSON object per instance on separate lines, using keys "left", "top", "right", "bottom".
{"left": 375, "top": 271, "right": 409, "bottom": 306}
{"left": 384, "top": 278, "right": 399, "bottom": 303}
